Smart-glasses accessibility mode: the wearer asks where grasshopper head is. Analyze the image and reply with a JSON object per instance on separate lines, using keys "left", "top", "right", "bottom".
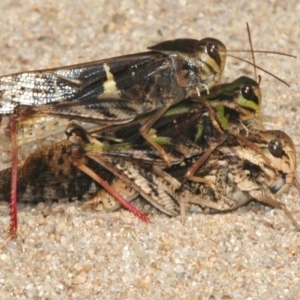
{"left": 196, "top": 38, "right": 227, "bottom": 88}
{"left": 232, "top": 76, "right": 262, "bottom": 125}
{"left": 263, "top": 130, "right": 297, "bottom": 195}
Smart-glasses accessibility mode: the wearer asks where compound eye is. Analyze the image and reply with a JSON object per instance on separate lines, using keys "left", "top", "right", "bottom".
{"left": 241, "top": 84, "right": 261, "bottom": 107}
{"left": 206, "top": 42, "right": 220, "bottom": 60}
{"left": 268, "top": 138, "right": 284, "bottom": 158}
{"left": 241, "top": 84, "right": 254, "bottom": 100}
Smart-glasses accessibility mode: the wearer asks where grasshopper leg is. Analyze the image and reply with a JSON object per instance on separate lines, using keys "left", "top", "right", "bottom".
{"left": 70, "top": 157, "right": 149, "bottom": 223}
{"left": 9, "top": 115, "right": 18, "bottom": 238}
{"left": 192, "top": 94, "right": 224, "bottom": 134}
{"left": 67, "top": 125, "right": 150, "bottom": 223}
{"left": 139, "top": 106, "right": 174, "bottom": 167}
{"left": 185, "top": 133, "right": 229, "bottom": 185}
{"left": 250, "top": 190, "right": 300, "bottom": 231}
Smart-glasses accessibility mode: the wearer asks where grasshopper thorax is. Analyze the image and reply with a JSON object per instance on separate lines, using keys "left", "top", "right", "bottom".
{"left": 148, "top": 38, "right": 226, "bottom": 93}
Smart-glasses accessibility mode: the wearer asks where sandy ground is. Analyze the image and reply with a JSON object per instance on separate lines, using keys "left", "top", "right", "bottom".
{"left": 0, "top": 1, "right": 300, "bottom": 299}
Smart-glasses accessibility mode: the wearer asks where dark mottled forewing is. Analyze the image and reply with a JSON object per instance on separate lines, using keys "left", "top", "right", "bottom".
{"left": 0, "top": 51, "right": 168, "bottom": 115}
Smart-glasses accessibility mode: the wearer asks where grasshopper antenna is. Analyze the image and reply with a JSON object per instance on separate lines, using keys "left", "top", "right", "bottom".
{"left": 247, "top": 22, "right": 257, "bottom": 82}
{"left": 226, "top": 54, "right": 291, "bottom": 87}
{"left": 226, "top": 23, "right": 295, "bottom": 87}
{"left": 227, "top": 50, "right": 296, "bottom": 58}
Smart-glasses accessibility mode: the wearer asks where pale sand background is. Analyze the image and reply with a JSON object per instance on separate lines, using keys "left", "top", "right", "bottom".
{"left": 0, "top": 1, "right": 300, "bottom": 299}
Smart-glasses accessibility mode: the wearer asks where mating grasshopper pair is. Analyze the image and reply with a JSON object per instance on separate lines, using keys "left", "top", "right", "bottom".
{"left": 6, "top": 99, "right": 298, "bottom": 228}
{"left": 1, "top": 78, "right": 298, "bottom": 235}
{"left": 0, "top": 27, "right": 298, "bottom": 243}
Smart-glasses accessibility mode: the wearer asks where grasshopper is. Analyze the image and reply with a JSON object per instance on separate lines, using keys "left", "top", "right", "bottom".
{"left": 10, "top": 124, "right": 297, "bottom": 229}
{"left": 1, "top": 38, "right": 228, "bottom": 166}
{"left": 82, "top": 127, "right": 299, "bottom": 229}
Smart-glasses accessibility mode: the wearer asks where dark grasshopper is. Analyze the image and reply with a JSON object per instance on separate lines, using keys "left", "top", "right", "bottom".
{"left": 1, "top": 38, "right": 228, "bottom": 166}
{"left": 0, "top": 38, "right": 226, "bottom": 116}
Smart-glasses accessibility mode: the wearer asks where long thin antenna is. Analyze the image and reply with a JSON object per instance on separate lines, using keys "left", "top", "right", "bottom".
{"left": 247, "top": 23, "right": 257, "bottom": 81}
{"left": 227, "top": 50, "right": 296, "bottom": 58}
{"left": 226, "top": 23, "right": 292, "bottom": 87}
{"left": 226, "top": 54, "right": 290, "bottom": 87}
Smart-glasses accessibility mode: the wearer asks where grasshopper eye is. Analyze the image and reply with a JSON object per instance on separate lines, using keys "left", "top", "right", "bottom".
{"left": 206, "top": 42, "right": 220, "bottom": 61}
{"left": 241, "top": 84, "right": 261, "bottom": 106}
{"left": 241, "top": 85, "right": 254, "bottom": 100}
{"left": 268, "top": 138, "right": 284, "bottom": 158}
